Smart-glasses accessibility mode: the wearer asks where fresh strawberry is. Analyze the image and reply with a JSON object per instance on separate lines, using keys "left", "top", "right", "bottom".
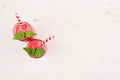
{"left": 13, "top": 21, "right": 36, "bottom": 42}
{"left": 23, "top": 39, "right": 46, "bottom": 58}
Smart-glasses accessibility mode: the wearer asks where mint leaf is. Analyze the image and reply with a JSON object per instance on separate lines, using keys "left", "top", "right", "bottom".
{"left": 13, "top": 32, "right": 25, "bottom": 40}
{"left": 34, "top": 48, "right": 45, "bottom": 58}
{"left": 23, "top": 47, "right": 32, "bottom": 55}
{"left": 25, "top": 31, "right": 36, "bottom": 38}
{"left": 31, "top": 49, "right": 35, "bottom": 55}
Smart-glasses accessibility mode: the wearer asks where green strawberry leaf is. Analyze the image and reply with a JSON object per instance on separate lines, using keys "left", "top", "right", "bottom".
{"left": 13, "top": 32, "right": 25, "bottom": 40}
{"left": 23, "top": 47, "right": 32, "bottom": 55}
{"left": 34, "top": 48, "right": 45, "bottom": 58}
{"left": 25, "top": 31, "right": 36, "bottom": 38}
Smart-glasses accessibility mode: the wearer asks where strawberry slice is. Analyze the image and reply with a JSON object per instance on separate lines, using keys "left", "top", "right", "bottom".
{"left": 23, "top": 39, "right": 46, "bottom": 58}
{"left": 13, "top": 21, "right": 36, "bottom": 42}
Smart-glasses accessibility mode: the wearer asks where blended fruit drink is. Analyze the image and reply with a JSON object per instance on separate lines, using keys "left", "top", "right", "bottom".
{"left": 13, "top": 21, "right": 36, "bottom": 42}
{"left": 24, "top": 39, "right": 46, "bottom": 58}
{"left": 13, "top": 13, "right": 36, "bottom": 42}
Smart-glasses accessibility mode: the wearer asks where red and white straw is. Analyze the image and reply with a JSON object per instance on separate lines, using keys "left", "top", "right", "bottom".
{"left": 41, "top": 35, "right": 55, "bottom": 45}
{"left": 15, "top": 13, "right": 22, "bottom": 24}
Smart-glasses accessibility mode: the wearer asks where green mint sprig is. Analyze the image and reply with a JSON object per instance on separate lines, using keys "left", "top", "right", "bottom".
{"left": 13, "top": 31, "right": 36, "bottom": 40}
{"left": 23, "top": 47, "right": 45, "bottom": 58}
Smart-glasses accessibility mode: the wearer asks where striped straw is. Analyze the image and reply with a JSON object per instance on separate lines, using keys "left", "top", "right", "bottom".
{"left": 41, "top": 35, "right": 55, "bottom": 46}
{"left": 15, "top": 13, "right": 22, "bottom": 24}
